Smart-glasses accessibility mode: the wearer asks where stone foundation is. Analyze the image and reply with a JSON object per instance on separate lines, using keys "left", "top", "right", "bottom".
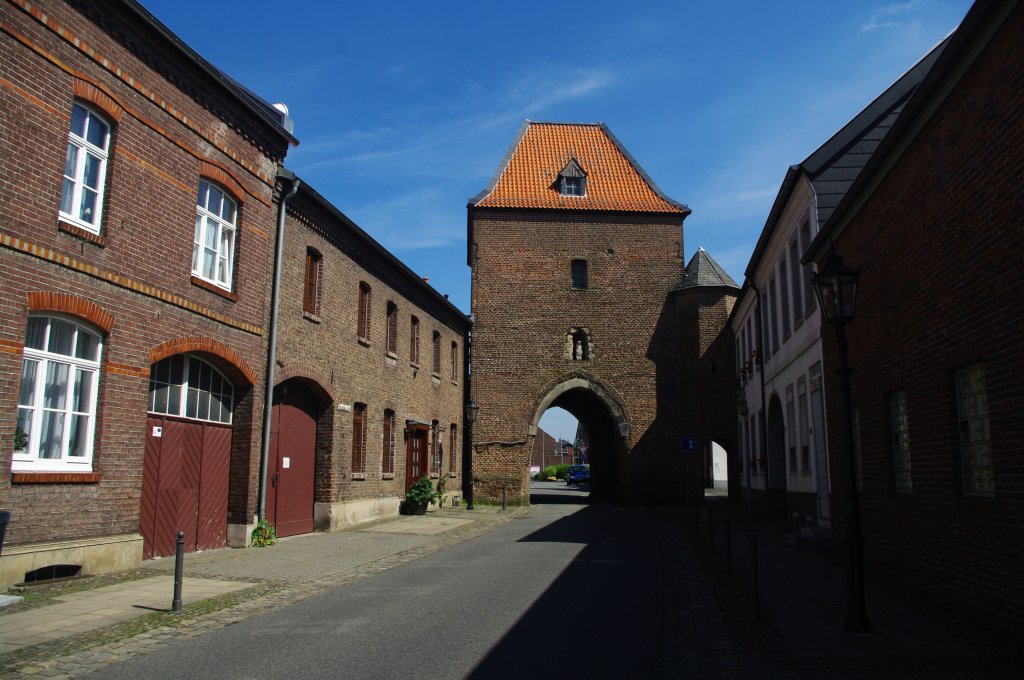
{"left": 0, "top": 533, "right": 143, "bottom": 592}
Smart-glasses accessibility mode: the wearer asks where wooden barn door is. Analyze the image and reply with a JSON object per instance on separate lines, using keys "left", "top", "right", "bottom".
{"left": 140, "top": 417, "right": 230, "bottom": 559}
{"left": 266, "top": 380, "right": 317, "bottom": 538}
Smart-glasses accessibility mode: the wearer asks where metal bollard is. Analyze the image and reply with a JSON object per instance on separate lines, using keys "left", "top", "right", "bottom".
{"left": 501, "top": 482, "right": 506, "bottom": 511}
{"left": 709, "top": 504, "right": 715, "bottom": 550}
{"left": 751, "top": 537, "right": 760, "bottom": 621}
{"left": 172, "top": 531, "right": 185, "bottom": 614}
{"left": 726, "top": 517, "right": 733, "bottom": 575}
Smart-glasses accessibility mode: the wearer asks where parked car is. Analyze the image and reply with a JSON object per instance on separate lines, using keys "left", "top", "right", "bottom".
{"left": 566, "top": 465, "right": 590, "bottom": 485}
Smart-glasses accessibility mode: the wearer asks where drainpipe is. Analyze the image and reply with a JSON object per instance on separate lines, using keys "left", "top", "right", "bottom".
{"left": 258, "top": 170, "right": 300, "bottom": 523}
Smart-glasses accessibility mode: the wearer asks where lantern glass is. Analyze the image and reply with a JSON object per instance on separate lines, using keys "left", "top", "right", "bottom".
{"left": 465, "top": 400, "right": 479, "bottom": 424}
{"left": 813, "top": 253, "right": 859, "bottom": 324}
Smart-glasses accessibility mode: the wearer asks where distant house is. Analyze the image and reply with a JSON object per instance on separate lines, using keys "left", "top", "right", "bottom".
{"left": 730, "top": 36, "right": 947, "bottom": 527}
{"left": 804, "top": 0, "right": 1024, "bottom": 624}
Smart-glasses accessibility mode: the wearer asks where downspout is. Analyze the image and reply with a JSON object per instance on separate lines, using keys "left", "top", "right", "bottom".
{"left": 258, "top": 171, "right": 300, "bottom": 523}
{"left": 747, "top": 277, "right": 768, "bottom": 499}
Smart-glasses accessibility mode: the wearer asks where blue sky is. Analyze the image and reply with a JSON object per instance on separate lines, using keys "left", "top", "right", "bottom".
{"left": 143, "top": 0, "right": 971, "bottom": 440}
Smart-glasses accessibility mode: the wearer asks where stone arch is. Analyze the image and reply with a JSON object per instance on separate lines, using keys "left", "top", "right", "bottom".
{"left": 148, "top": 336, "right": 257, "bottom": 387}
{"left": 531, "top": 376, "right": 629, "bottom": 444}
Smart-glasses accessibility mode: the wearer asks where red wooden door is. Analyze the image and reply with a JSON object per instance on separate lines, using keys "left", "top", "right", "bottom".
{"left": 406, "top": 426, "right": 428, "bottom": 493}
{"left": 267, "top": 381, "right": 317, "bottom": 538}
{"left": 141, "top": 416, "right": 230, "bottom": 559}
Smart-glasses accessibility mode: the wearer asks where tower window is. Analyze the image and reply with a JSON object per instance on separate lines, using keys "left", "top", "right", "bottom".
{"left": 571, "top": 259, "right": 588, "bottom": 290}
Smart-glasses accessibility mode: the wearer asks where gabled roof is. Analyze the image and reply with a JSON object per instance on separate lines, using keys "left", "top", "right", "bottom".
{"left": 469, "top": 121, "right": 688, "bottom": 214}
{"left": 808, "top": 0, "right": 1017, "bottom": 263}
{"left": 678, "top": 248, "right": 739, "bottom": 290}
{"left": 745, "top": 34, "right": 948, "bottom": 278}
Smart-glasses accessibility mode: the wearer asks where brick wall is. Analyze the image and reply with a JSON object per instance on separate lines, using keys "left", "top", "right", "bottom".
{"left": 820, "top": 2, "right": 1024, "bottom": 624}
{"left": 0, "top": 1, "right": 287, "bottom": 546}
{"left": 275, "top": 188, "right": 468, "bottom": 509}
{"left": 469, "top": 208, "right": 690, "bottom": 503}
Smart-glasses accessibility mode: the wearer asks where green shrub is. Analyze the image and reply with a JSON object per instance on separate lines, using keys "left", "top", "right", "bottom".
{"left": 534, "top": 464, "right": 571, "bottom": 481}
{"left": 406, "top": 475, "right": 437, "bottom": 504}
{"left": 250, "top": 519, "right": 277, "bottom": 547}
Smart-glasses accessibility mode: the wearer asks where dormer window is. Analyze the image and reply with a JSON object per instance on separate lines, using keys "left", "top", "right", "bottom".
{"left": 557, "top": 158, "right": 587, "bottom": 197}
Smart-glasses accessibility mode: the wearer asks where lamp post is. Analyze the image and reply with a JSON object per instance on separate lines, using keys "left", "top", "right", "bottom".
{"left": 812, "top": 252, "right": 870, "bottom": 632}
{"left": 464, "top": 400, "right": 479, "bottom": 510}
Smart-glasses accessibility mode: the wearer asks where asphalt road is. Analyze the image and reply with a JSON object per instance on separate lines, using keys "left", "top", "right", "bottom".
{"left": 85, "top": 482, "right": 666, "bottom": 679}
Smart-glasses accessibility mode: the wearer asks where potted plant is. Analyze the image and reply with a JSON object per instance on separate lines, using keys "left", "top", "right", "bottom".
{"left": 403, "top": 475, "right": 437, "bottom": 515}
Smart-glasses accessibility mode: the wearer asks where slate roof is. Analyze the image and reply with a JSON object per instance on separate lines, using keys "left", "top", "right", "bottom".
{"left": 679, "top": 248, "right": 739, "bottom": 290}
{"left": 744, "top": 34, "right": 949, "bottom": 279}
{"left": 470, "top": 121, "right": 688, "bottom": 214}
{"left": 808, "top": 0, "right": 1013, "bottom": 262}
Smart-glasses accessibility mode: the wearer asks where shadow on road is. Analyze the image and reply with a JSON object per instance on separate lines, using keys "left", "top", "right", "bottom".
{"left": 466, "top": 502, "right": 661, "bottom": 679}
{"left": 529, "top": 482, "right": 590, "bottom": 506}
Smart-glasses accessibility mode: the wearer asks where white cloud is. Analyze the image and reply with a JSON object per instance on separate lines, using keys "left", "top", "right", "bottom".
{"left": 863, "top": 0, "right": 920, "bottom": 31}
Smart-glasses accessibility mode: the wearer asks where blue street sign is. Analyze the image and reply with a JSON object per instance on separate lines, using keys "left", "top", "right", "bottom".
{"left": 680, "top": 437, "right": 697, "bottom": 453}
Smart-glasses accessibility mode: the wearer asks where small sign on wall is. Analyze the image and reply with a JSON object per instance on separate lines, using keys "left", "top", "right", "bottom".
{"left": 680, "top": 437, "right": 697, "bottom": 453}
{"left": 152, "top": 426, "right": 163, "bottom": 438}
{"left": 283, "top": 457, "right": 291, "bottom": 469}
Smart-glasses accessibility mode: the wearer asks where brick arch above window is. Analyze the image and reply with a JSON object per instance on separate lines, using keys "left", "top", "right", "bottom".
{"left": 73, "top": 77, "right": 123, "bottom": 123}
{"left": 148, "top": 336, "right": 257, "bottom": 386}
{"left": 27, "top": 292, "right": 114, "bottom": 333}
{"left": 198, "top": 161, "right": 246, "bottom": 203}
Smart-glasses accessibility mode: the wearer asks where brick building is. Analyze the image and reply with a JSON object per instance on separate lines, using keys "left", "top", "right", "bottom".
{"left": 805, "top": 0, "right": 1024, "bottom": 624}
{"left": 270, "top": 178, "right": 470, "bottom": 530}
{"left": 730, "top": 37, "right": 946, "bottom": 528}
{"left": 0, "top": 0, "right": 295, "bottom": 588}
{"left": 468, "top": 121, "right": 737, "bottom": 504}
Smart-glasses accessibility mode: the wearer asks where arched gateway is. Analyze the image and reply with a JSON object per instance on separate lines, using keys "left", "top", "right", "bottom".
{"left": 467, "top": 121, "right": 740, "bottom": 504}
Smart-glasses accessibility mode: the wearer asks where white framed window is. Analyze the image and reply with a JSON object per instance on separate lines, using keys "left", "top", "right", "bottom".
{"left": 14, "top": 316, "right": 102, "bottom": 471}
{"left": 60, "top": 103, "right": 111, "bottom": 233}
{"left": 956, "top": 364, "right": 992, "bottom": 495}
{"left": 148, "top": 354, "right": 233, "bottom": 425}
{"left": 192, "top": 180, "right": 238, "bottom": 289}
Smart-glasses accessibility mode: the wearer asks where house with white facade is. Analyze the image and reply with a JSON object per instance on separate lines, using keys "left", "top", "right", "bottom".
{"left": 731, "top": 38, "right": 947, "bottom": 528}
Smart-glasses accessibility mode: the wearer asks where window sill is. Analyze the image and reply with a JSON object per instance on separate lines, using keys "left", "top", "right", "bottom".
{"left": 191, "top": 276, "right": 238, "bottom": 302}
{"left": 357, "top": 337, "right": 370, "bottom": 348}
{"left": 303, "top": 311, "right": 322, "bottom": 324}
{"left": 449, "top": 472, "right": 457, "bottom": 478}
{"left": 385, "top": 351, "right": 398, "bottom": 360}
{"left": 351, "top": 472, "right": 366, "bottom": 480}
{"left": 382, "top": 473, "right": 396, "bottom": 480}
{"left": 58, "top": 218, "right": 107, "bottom": 247}
{"left": 12, "top": 472, "right": 101, "bottom": 484}
{"left": 429, "top": 473, "right": 439, "bottom": 479}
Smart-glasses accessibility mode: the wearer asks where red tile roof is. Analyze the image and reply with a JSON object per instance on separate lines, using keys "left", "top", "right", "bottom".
{"left": 471, "top": 121, "right": 687, "bottom": 214}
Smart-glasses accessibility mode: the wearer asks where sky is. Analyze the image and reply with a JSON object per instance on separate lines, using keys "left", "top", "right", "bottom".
{"left": 142, "top": 0, "right": 972, "bottom": 441}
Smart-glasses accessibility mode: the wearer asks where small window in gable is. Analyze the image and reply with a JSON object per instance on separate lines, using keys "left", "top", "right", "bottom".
{"left": 557, "top": 157, "right": 587, "bottom": 197}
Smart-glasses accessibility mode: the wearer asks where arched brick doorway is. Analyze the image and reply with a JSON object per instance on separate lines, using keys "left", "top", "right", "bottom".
{"left": 532, "top": 379, "right": 629, "bottom": 501}
{"left": 267, "top": 379, "right": 323, "bottom": 538}
{"left": 141, "top": 354, "right": 237, "bottom": 559}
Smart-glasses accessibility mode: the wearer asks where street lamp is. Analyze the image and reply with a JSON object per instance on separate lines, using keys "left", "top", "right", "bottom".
{"left": 812, "top": 252, "right": 870, "bottom": 632}
{"left": 464, "top": 400, "right": 479, "bottom": 510}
